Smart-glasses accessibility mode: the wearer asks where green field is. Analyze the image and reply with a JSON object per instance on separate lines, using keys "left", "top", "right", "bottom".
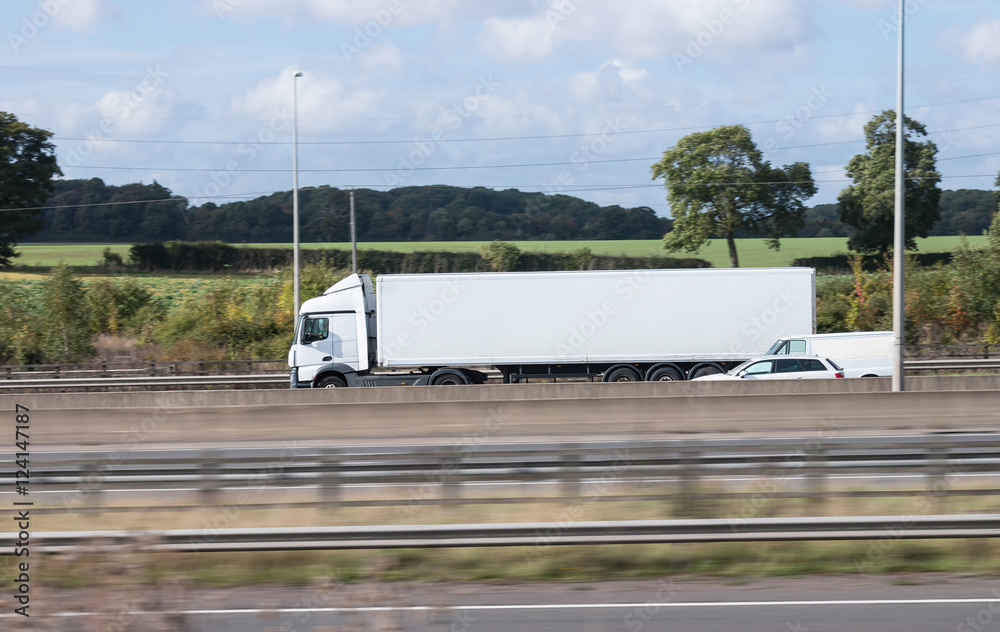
{"left": 0, "top": 275, "right": 271, "bottom": 310}
{"left": 12, "top": 236, "right": 989, "bottom": 269}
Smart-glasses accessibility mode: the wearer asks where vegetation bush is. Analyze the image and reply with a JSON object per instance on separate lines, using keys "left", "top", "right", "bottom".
{"left": 4, "top": 222, "right": 1000, "bottom": 365}
{"left": 124, "top": 241, "right": 712, "bottom": 274}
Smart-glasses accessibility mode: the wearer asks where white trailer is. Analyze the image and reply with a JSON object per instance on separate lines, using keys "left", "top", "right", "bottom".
{"left": 288, "top": 268, "right": 816, "bottom": 387}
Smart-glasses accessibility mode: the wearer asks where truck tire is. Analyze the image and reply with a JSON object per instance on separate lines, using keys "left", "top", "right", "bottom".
{"left": 316, "top": 375, "right": 347, "bottom": 388}
{"left": 431, "top": 371, "right": 467, "bottom": 386}
{"left": 647, "top": 366, "right": 683, "bottom": 382}
{"left": 690, "top": 366, "right": 722, "bottom": 379}
{"left": 605, "top": 366, "right": 642, "bottom": 382}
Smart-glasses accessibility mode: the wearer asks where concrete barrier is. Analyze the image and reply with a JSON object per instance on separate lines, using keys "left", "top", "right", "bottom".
{"left": 2, "top": 376, "right": 998, "bottom": 448}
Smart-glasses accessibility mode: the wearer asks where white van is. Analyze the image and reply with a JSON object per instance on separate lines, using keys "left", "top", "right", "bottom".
{"left": 764, "top": 331, "right": 893, "bottom": 378}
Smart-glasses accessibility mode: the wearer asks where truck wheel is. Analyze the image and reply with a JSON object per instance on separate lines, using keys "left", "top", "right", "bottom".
{"left": 648, "top": 366, "right": 683, "bottom": 382}
{"left": 690, "top": 366, "right": 722, "bottom": 379}
{"left": 431, "top": 371, "right": 466, "bottom": 386}
{"left": 605, "top": 366, "right": 642, "bottom": 382}
{"left": 316, "top": 375, "right": 347, "bottom": 388}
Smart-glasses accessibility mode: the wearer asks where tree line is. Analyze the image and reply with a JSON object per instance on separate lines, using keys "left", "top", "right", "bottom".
{"left": 1, "top": 109, "right": 998, "bottom": 268}
{"left": 23, "top": 180, "right": 671, "bottom": 245}
{"left": 12, "top": 176, "right": 996, "bottom": 252}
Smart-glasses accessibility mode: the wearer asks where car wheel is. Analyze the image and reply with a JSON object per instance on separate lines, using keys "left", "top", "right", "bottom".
{"left": 690, "top": 366, "right": 722, "bottom": 379}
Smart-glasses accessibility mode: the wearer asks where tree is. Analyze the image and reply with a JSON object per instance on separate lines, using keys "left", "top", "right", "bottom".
{"left": 38, "top": 267, "right": 94, "bottom": 361}
{"left": 838, "top": 110, "right": 941, "bottom": 254}
{"left": 0, "top": 112, "right": 62, "bottom": 267}
{"left": 479, "top": 240, "right": 521, "bottom": 271}
{"left": 651, "top": 125, "right": 816, "bottom": 268}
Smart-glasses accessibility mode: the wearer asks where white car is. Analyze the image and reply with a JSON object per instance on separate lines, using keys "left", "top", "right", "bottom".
{"left": 692, "top": 355, "right": 845, "bottom": 381}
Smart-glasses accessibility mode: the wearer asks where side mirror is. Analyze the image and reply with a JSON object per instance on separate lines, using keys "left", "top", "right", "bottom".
{"left": 738, "top": 370, "right": 747, "bottom": 378}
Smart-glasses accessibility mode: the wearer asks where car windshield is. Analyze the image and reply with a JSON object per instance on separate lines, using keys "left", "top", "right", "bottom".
{"left": 826, "top": 358, "right": 844, "bottom": 371}
{"left": 728, "top": 359, "right": 754, "bottom": 374}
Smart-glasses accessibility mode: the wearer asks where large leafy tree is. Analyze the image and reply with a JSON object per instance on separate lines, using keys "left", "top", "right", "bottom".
{"left": 651, "top": 125, "right": 816, "bottom": 268}
{"left": 0, "top": 112, "right": 62, "bottom": 267}
{"left": 838, "top": 110, "right": 941, "bottom": 254}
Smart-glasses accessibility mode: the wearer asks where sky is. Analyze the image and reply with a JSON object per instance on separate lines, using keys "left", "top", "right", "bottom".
{"left": 2, "top": 0, "right": 999, "bottom": 218}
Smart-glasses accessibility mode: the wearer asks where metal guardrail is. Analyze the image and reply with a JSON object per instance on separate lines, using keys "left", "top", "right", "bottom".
{"left": 0, "top": 358, "right": 286, "bottom": 380}
{"left": 0, "top": 373, "right": 287, "bottom": 390}
{"left": 4, "top": 514, "right": 998, "bottom": 553}
{"left": 7, "top": 434, "right": 999, "bottom": 512}
{"left": 0, "top": 358, "right": 998, "bottom": 390}
{"left": 905, "top": 358, "right": 1000, "bottom": 371}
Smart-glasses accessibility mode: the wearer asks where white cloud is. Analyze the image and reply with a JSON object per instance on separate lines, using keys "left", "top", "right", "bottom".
{"left": 201, "top": 0, "right": 473, "bottom": 25}
{"left": 478, "top": 0, "right": 814, "bottom": 68}
{"left": 948, "top": 17, "right": 1000, "bottom": 64}
{"left": 51, "top": 0, "right": 114, "bottom": 32}
{"left": 480, "top": 14, "right": 558, "bottom": 59}
{"left": 228, "top": 67, "right": 383, "bottom": 133}
{"left": 356, "top": 43, "right": 406, "bottom": 74}
{"left": 603, "top": 59, "right": 646, "bottom": 83}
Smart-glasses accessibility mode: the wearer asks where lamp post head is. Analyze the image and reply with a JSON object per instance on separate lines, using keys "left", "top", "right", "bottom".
{"left": 294, "top": 71, "right": 303, "bottom": 78}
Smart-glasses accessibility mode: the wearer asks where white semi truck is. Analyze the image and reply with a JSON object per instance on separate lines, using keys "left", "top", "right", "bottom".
{"left": 288, "top": 268, "right": 816, "bottom": 387}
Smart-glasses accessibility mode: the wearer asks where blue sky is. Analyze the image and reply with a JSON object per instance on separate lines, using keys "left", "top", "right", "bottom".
{"left": 2, "top": 0, "right": 998, "bottom": 217}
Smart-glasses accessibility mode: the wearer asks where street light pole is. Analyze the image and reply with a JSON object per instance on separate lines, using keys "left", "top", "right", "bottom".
{"left": 292, "top": 71, "right": 303, "bottom": 316}
{"left": 350, "top": 188, "right": 357, "bottom": 274}
{"left": 892, "top": 0, "right": 906, "bottom": 392}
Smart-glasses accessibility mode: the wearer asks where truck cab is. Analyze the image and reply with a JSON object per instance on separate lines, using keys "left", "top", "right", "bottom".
{"left": 288, "top": 274, "right": 376, "bottom": 388}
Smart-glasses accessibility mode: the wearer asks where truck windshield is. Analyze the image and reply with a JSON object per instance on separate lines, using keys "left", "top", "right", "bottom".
{"left": 765, "top": 340, "right": 785, "bottom": 355}
{"left": 766, "top": 339, "right": 806, "bottom": 355}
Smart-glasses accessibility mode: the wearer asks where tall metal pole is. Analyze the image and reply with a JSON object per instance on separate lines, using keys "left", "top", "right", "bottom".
{"left": 349, "top": 188, "right": 358, "bottom": 274}
{"left": 892, "top": 1, "right": 906, "bottom": 392}
{"left": 292, "top": 71, "right": 303, "bottom": 315}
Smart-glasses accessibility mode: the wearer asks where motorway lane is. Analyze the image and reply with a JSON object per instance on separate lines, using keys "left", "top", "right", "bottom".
{"left": 9, "top": 577, "right": 1000, "bottom": 631}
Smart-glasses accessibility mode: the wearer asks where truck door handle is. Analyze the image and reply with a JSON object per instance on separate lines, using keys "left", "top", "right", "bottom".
{"left": 322, "top": 356, "right": 332, "bottom": 361}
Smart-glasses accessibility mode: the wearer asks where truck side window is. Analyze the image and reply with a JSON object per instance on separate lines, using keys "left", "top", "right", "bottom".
{"left": 787, "top": 340, "right": 807, "bottom": 354}
{"left": 301, "top": 317, "right": 329, "bottom": 344}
